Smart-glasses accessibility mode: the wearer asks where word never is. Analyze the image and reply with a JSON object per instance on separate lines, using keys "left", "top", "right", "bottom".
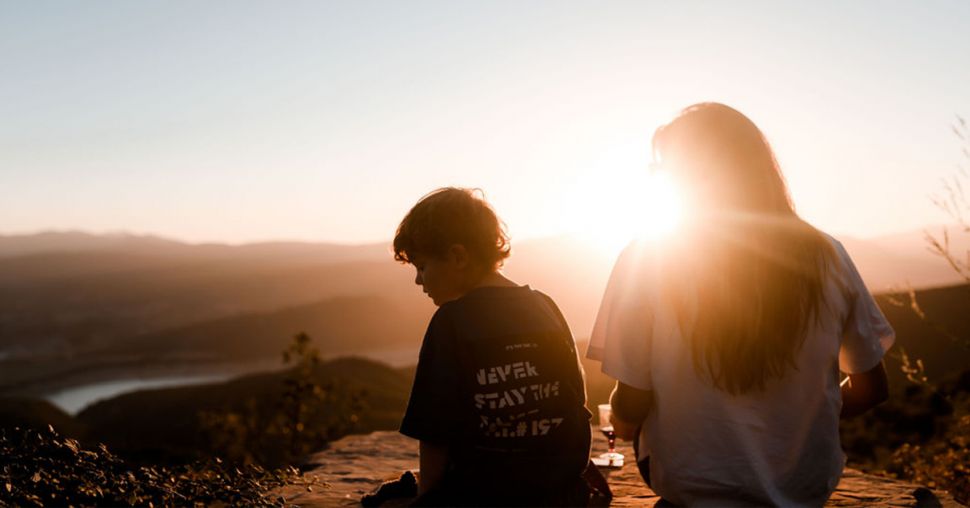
{"left": 475, "top": 361, "right": 540, "bottom": 386}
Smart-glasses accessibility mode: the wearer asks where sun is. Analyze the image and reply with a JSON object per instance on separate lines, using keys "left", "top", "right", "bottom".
{"left": 566, "top": 167, "right": 684, "bottom": 258}
{"left": 643, "top": 171, "right": 684, "bottom": 232}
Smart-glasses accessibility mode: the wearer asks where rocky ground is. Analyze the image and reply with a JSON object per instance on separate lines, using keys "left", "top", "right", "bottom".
{"left": 275, "top": 431, "right": 964, "bottom": 507}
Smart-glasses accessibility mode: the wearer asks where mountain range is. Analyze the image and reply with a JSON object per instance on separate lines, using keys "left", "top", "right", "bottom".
{"left": 1, "top": 228, "right": 966, "bottom": 395}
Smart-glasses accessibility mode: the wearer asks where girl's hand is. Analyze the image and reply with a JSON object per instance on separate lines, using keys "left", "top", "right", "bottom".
{"left": 841, "top": 361, "right": 889, "bottom": 418}
{"left": 610, "top": 413, "right": 639, "bottom": 441}
{"left": 608, "top": 381, "right": 650, "bottom": 441}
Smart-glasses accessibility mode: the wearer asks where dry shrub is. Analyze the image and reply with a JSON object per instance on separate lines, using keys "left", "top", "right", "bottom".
{"left": 888, "top": 411, "right": 970, "bottom": 504}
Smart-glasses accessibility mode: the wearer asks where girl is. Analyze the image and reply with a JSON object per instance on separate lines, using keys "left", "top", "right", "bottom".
{"left": 587, "top": 103, "right": 894, "bottom": 506}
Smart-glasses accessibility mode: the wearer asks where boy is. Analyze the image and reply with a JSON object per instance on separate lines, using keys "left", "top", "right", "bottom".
{"left": 394, "top": 187, "right": 592, "bottom": 506}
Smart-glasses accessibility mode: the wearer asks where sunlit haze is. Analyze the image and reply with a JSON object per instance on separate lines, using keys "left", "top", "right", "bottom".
{"left": 569, "top": 168, "right": 683, "bottom": 255}
{"left": 2, "top": 1, "right": 969, "bottom": 253}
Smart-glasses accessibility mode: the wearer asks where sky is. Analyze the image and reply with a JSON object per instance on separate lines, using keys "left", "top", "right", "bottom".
{"left": 2, "top": 1, "right": 969, "bottom": 248}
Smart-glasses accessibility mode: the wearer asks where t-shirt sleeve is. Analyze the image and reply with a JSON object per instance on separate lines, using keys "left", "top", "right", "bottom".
{"left": 835, "top": 241, "right": 896, "bottom": 374}
{"left": 399, "top": 308, "right": 462, "bottom": 444}
{"left": 536, "top": 290, "right": 589, "bottom": 405}
{"left": 586, "top": 241, "right": 655, "bottom": 391}
{"left": 536, "top": 291, "right": 577, "bottom": 351}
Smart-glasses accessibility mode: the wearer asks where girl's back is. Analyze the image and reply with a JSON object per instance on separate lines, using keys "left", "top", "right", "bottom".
{"left": 589, "top": 233, "right": 893, "bottom": 507}
{"left": 589, "top": 102, "right": 894, "bottom": 505}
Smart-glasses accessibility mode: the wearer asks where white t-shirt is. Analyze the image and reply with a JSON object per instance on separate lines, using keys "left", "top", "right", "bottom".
{"left": 586, "top": 233, "right": 894, "bottom": 507}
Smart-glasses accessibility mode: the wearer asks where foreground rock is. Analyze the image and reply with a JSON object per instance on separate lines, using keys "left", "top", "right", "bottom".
{"left": 276, "top": 431, "right": 964, "bottom": 507}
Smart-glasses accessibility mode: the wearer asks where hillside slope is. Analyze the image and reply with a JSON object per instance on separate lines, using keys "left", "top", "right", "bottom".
{"left": 0, "top": 357, "right": 414, "bottom": 464}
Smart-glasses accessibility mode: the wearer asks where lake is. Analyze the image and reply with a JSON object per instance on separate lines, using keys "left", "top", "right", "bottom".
{"left": 45, "top": 374, "right": 232, "bottom": 415}
{"left": 37, "top": 346, "right": 420, "bottom": 415}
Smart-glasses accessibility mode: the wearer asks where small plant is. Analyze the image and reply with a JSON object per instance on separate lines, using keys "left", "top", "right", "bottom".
{"left": 199, "top": 332, "right": 363, "bottom": 467}
{"left": 880, "top": 114, "right": 970, "bottom": 502}
{"left": 926, "top": 115, "right": 970, "bottom": 286}
{"left": 915, "top": 115, "right": 970, "bottom": 353}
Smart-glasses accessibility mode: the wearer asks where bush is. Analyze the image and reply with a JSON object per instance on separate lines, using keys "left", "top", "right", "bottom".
{"left": 198, "top": 332, "right": 364, "bottom": 467}
{"left": 887, "top": 411, "right": 970, "bottom": 504}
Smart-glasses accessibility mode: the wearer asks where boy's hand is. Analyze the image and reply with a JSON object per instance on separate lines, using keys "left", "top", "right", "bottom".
{"left": 583, "top": 460, "right": 613, "bottom": 498}
{"left": 418, "top": 441, "right": 449, "bottom": 495}
{"left": 610, "top": 413, "right": 639, "bottom": 441}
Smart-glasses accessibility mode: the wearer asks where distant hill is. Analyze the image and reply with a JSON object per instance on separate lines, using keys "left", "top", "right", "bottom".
{"left": 0, "top": 293, "right": 433, "bottom": 394}
{"left": 0, "top": 231, "right": 185, "bottom": 259}
{"left": 868, "top": 225, "right": 970, "bottom": 262}
{"left": 0, "top": 255, "right": 417, "bottom": 354}
{"left": 874, "top": 284, "right": 970, "bottom": 387}
{"left": 1, "top": 228, "right": 966, "bottom": 397}
{"left": 0, "top": 230, "right": 390, "bottom": 263}
{"left": 837, "top": 234, "right": 964, "bottom": 293}
{"left": 128, "top": 294, "right": 432, "bottom": 362}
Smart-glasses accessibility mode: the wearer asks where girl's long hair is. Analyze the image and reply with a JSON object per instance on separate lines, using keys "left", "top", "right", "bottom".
{"left": 654, "top": 103, "right": 839, "bottom": 395}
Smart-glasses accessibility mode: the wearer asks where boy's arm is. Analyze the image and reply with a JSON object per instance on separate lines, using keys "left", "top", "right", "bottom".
{"left": 418, "top": 441, "right": 450, "bottom": 495}
{"left": 840, "top": 361, "right": 889, "bottom": 418}
{"left": 609, "top": 381, "right": 651, "bottom": 441}
{"left": 399, "top": 310, "right": 461, "bottom": 494}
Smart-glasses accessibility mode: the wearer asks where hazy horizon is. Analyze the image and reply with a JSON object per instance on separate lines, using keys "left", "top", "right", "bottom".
{"left": 0, "top": 220, "right": 958, "bottom": 247}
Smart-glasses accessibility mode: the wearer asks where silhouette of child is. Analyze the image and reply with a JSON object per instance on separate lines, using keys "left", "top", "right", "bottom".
{"left": 393, "top": 187, "right": 593, "bottom": 506}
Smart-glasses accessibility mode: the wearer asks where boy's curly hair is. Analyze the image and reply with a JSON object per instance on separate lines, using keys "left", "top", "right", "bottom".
{"left": 393, "top": 187, "right": 511, "bottom": 272}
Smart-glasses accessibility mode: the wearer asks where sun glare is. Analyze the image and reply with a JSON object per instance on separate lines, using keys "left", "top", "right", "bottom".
{"left": 641, "top": 171, "right": 684, "bottom": 236}
{"left": 566, "top": 166, "right": 684, "bottom": 258}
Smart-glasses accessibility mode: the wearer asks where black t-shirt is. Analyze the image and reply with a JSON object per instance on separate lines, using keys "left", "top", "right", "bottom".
{"left": 400, "top": 285, "right": 592, "bottom": 498}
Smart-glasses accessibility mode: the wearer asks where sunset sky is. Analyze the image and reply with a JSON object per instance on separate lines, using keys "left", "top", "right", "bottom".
{"left": 2, "top": 1, "right": 969, "bottom": 249}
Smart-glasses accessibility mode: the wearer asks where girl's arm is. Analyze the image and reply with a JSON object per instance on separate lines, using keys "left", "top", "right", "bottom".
{"left": 418, "top": 440, "right": 449, "bottom": 495}
{"left": 609, "top": 381, "right": 652, "bottom": 440}
{"left": 840, "top": 361, "right": 889, "bottom": 419}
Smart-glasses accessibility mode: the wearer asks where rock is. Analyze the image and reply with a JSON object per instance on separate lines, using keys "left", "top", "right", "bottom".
{"left": 275, "top": 431, "right": 965, "bottom": 507}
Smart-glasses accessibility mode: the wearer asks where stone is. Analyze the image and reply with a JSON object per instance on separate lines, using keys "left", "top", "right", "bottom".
{"left": 274, "top": 431, "right": 964, "bottom": 507}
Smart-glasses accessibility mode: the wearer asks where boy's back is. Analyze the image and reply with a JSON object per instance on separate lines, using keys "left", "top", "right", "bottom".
{"left": 400, "top": 285, "right": 592, "bottom": 504}
{"left": 392, "top": 187, "right": 592, "bottom": 505}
